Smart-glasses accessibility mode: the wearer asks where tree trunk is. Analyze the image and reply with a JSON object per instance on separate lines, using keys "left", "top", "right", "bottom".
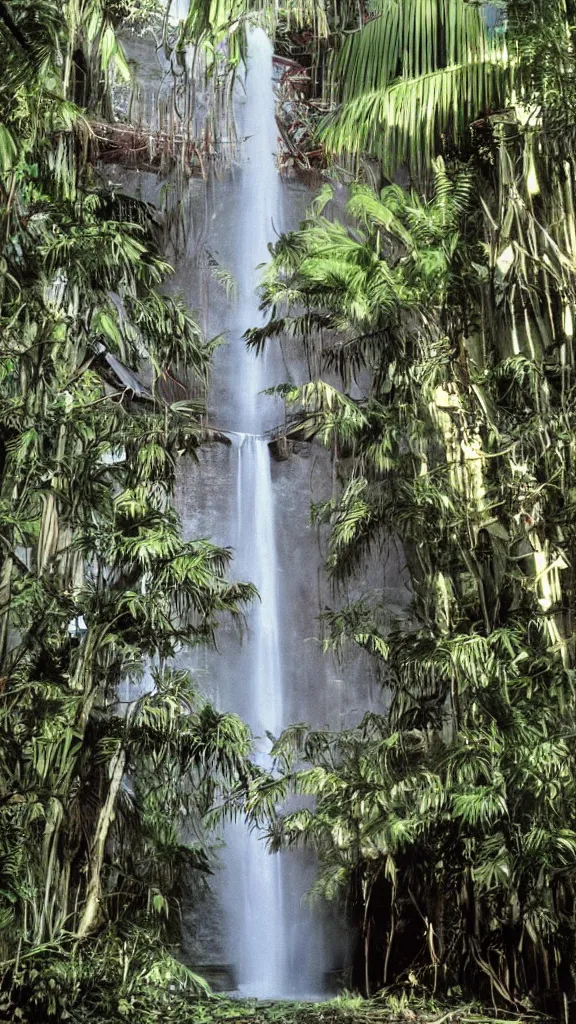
{"left": 76, "top": 746, "right": 126, "bottom": 938}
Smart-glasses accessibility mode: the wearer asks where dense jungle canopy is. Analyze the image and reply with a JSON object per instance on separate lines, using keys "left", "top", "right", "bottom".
{"left": 3, "top": 0, "right": 576, "bottom": 1021}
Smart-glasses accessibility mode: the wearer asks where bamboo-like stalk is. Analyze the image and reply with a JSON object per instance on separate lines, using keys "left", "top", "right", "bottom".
{"left": 76, "top": 746, "right": 127, "bottom": 938}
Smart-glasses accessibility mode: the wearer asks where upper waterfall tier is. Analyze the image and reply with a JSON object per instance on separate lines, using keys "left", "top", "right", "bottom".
{"left": 231, "top": 26, "right": 285, "bottom": 436}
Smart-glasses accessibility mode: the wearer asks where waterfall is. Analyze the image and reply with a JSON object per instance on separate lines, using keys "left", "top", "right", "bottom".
{"left": 164, "top": 21, "right": 348, "bottom": 996}
{"left": 231, "top": 25, "right": 284, "bottom": 435}
{"left": 223, "top": 27, "right": 289, "bottom": 998}
{"left": 119, "top": 11, "right": 378, "bottom": 997}
{"left": 231, "top": 432, "right": 287, "bottom": 996}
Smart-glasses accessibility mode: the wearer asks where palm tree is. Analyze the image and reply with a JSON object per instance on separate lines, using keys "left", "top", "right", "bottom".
{"left": 321, "top": 0, "right": 507, "bottom": 176}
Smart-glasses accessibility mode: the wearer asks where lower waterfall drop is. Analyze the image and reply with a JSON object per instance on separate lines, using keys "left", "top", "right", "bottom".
{"left": 232, "top": 434, "right": 287, "bottom": 997}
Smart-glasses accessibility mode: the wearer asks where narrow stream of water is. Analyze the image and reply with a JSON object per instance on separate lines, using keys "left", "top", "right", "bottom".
{"left": 223, "top": 27, "right": 291, "bottom": 998}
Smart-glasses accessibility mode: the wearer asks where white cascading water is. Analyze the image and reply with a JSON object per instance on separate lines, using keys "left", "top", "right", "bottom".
{"left": 231, "top": 432, "right": 287, "bottom": 996}
{"left": 224, "top": 26, "right": 289, "bottom": 998}
{"left": 232, "top": 25, "right": 284, "bottom": 437}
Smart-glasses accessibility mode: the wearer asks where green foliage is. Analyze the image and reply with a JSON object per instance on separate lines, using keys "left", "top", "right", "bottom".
{"left": 169, "top": 0, "right": 330, "bottom": 76}
{"left": 0, "top": 2, "right": 256, "bottom": 1020}
{"left": 249, "top": 2, "right": 576, "bottom": 1007}
{"left": 0, "top": 928, "right": 211, "bottom": 1022}
{"left": 105, "top": 0, "right": 164, "bottom": 28}
{"left": 321, "top": 0, "right": 507, "bottom": 175}
{"left": 156, "top": 993, "right": 538, "bottom": 1024}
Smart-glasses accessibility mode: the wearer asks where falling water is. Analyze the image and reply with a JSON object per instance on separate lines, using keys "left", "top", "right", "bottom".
{"left": 224, "top": 26, "right": 289, "bottom": 998}
{"left": 231, "top": 432, "right": 287, "bottom": 996}
{"left": 230, "top": 25, "right": 284, "bottom": 436}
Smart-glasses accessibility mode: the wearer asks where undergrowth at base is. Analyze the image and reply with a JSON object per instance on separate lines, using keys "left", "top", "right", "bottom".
{"left": 188, "top": 994, "right": 548, "bottom": 1024}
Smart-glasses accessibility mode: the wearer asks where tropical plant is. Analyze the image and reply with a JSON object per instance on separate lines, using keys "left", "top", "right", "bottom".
{"left": 321, "top": 0, "right": 507, "bottom": 175}
{"left": 247, "top": 1, "right": 576, "bottom": 1000}
{"left": 0, "top": 2, "right": 256, "bottom": 1019}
